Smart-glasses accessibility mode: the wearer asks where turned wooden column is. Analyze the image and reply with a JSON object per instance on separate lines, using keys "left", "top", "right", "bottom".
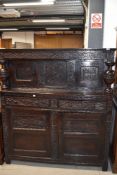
{"left": 0, "top": 57, "right": 8, "bottom": 164}
{"left": 103, "top": 50, "right": 115, "bottom": 171}
{"left": 0, "top": 59, "right": 9, "bottom": 90}
{"left": 104, "top": 50, "right": 115, "bottom": 92}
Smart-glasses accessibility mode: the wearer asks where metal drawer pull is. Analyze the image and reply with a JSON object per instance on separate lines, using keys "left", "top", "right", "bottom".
{"left": 33, "top": 94, "right": 36, "bottom": 97}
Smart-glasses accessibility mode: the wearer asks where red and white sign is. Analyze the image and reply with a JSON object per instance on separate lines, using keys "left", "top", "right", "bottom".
{"left": 91, "top": 13, "right": 102, "bottom": 29}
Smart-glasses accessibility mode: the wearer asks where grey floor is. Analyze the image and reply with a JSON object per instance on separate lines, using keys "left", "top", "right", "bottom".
{"left": 0, "top": 161, "right": 114, "bottom": 175}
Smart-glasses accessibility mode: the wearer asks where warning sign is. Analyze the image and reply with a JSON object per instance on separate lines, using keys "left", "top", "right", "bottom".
{"left": 91, "top": 13, "right": 102, "bottom": 29}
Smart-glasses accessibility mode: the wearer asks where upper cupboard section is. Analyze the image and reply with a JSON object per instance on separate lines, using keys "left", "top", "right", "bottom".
{"left": 0, "top": 49, "right": 115, "bottom": 89}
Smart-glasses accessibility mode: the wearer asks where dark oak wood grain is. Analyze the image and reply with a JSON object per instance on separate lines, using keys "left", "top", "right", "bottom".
{"left": 0, "top": 48, "right": 115, "bottom": 170}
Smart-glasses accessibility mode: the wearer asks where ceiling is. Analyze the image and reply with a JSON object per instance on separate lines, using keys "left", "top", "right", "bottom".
{"left": 0, "top": 0, "right": 86, "bottom": 32}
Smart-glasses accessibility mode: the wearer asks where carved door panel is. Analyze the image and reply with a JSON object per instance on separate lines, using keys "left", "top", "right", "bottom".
{"left": 58, "top": 112, "right": 106, "bottom": 165}
{"left": 5, "top": 107, "right": 52, "bottom": 161}
{"left": 9, "top": 61, "right": 38, "bottom": 88}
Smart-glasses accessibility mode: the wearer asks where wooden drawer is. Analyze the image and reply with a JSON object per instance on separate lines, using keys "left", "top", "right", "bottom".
{"left": 4, "top": 95, "right": 50, "bottom": 108}
{"left": 3, "top": 95, "right": 107, "bottom": 112}
{"left": 59, "top": 100, "right": 106, "bottom": 112}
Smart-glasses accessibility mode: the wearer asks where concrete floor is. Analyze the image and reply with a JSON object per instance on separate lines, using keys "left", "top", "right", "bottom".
{"left": 0, "top": 161, "right": 114, "bottom": 175}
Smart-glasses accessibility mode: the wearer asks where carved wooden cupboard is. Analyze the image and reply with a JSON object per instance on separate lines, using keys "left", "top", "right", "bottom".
{"left": 0, "top": 49, "right": 115, "bottom": 171}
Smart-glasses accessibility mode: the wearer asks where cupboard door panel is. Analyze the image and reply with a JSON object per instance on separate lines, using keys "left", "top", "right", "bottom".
{"left": 8, "top": 107, "right": 52, "bottom": 159}
{"left": 58, "top": 112, "right": 105, "bottom": 164}
{"left": 13, "top": 131, "right": 50, "bottom": 157}
{"left": 9, "top": 61, "right": 38, "bottom": 88}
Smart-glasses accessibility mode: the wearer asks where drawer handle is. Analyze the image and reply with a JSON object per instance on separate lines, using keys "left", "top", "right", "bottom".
{"left": 33, "top": 94, "right": 36, "bottom": 97}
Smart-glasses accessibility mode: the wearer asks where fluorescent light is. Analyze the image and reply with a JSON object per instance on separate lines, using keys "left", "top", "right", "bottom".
{"left": 46, "top": 28, "right": 70, "bottom": 30}
{"left": 32, "top": 19, "right": 65, "bottom": 23}
{"left": 3, "top": 0, "right": 55, "bottom": 6}
{"left": 41, "top": 0, "right": 54, "bottom": 1}
{"left": 0, "top": 28, "right": 18, "bottom": 31}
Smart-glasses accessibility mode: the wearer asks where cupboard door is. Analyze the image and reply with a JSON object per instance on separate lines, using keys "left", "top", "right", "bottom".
{"left": 6, "top": 107, "right": 52, "bottom": 161}
{"left": 58, "top": 112, "right": 106, "bottom": 165}
{"left": 9, "top": 61, "right": 38, "bottom": 88}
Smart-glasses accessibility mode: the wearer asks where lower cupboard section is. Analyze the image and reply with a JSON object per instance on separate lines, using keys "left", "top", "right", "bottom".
{"left": 2, "top": 107, "right": 106, "bottom": 166}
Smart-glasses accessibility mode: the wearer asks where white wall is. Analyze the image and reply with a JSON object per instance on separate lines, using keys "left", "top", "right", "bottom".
{"left": 83, "top": 1, "right": 89, "bottom": 48}
{"left": 2, "top": 0, "right": 117, "bottom": 49}
{"left": 2, "top": 32, "right": 34, "bottom": 48}
{"left": 103, "top": 0, "right": 117, "bottom": 48}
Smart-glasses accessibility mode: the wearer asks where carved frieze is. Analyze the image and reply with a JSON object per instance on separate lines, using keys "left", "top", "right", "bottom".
{"left": 13, "top": 113, "right": 47, "bottom": 129}
{"left": 59, "top": 100, "right": 106, "bottom": 111}
{"left": 5, "top": 97, "right": 50, "bottom": 108}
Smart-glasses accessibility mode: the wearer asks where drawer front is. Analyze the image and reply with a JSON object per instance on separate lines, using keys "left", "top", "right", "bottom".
{"left": 59, "top": 100, "right": 106, "bottom": 112}
{"left": 4, "top": 96, "right": 50, "bottom": 108}
{"left": 3, "top": 95, "right": 107, "bottom": 112}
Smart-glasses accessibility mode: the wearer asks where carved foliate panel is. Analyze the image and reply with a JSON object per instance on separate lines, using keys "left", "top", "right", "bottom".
{"left": 11, "top": 109, "right": 49, "bottom": 129}
{"left": 37, "top": 60, "right": 76, "bottom": 88}
{"left": 5, "top": 96, "right": 50, "bottom": 108}
{"left": 44, "top": 61, "right": 67, "bottom": 86}
{"left": 81, "top": 67, "right": 98, "bottom": 81}
{"left": 59, "top": 100, "right": 106, "bottom": 112}
{"left": 76, "top": 60, "right": 104, "bottom": 88}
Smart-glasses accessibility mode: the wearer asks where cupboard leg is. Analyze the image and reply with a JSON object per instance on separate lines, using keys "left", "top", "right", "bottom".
{"left": 5, "top": 157, "right": 11, "bottom": 164}
{"left": 0, "top": 159, "right": 4, "bottom": 165}
{"left": 102, "top": 161, "right": 108, "bottom": 171}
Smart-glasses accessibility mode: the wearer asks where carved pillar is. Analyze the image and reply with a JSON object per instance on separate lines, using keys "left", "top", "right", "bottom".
{"left": 0, "top": 60, "right": 9, "bottom": 90}
{"left": 104, "top": 51, "right": 115, "bottom": 93}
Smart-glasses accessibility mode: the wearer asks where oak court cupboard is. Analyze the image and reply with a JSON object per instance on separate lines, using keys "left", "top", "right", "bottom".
{"left": 0, "top": 48, "right": 116, "bottom": 171}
